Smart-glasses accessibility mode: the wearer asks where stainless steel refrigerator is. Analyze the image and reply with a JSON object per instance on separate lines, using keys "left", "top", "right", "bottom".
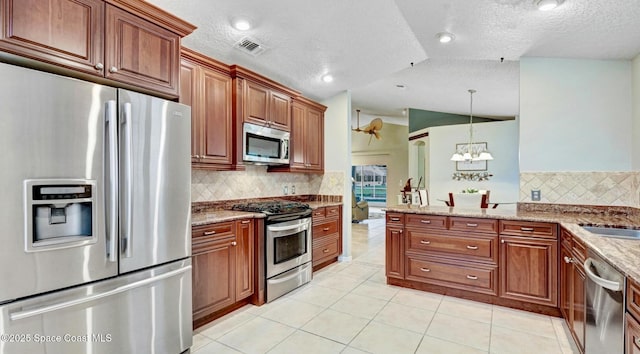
{"left": 0, "top": 62, "right": 192, "bottom": 354}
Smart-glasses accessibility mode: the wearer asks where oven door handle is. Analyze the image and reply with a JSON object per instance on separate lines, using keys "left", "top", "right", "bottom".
{"left": 268, "top": 224, "right": 308, "bottom": 232}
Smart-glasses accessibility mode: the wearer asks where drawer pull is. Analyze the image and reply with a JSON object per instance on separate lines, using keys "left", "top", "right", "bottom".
{"left": 420, "top": 220, "right": 432, "bottom": 224}
{"left": 466, "top": 223, "right": 478, "bottom": 227}
{"left": 420, "top": 240, "right": 431, "bottom": 245}
{"left": 231, "top": 241, "right": 237, "bottom": 246}
{"left": 466, "top": 275, "right": 478, "bottom": 280}
{"left": 323, "top": 227, "right": 330, "bottom": 231}
{"left": 501, "top": 239, "right": 505, "bottom": 244}
{"left": 420, "top": 268, "right": 431, "bottom": 272}
{"left": 390, "top": 217, "right": 401, "bottom": 221}
{"left": 241, "top": 220, "right": 251, "bottom": 224}
{"left": 466, "top": 245, "right": 479, "bottom": 250}
{"left": 203, "top": 231, "right": 216, "bottom": 236}
{"left": 323, "top": 249, "right": 329, "bottom": 253}
{"left": 520, "top": 227, "right": 535, "bottom": 232}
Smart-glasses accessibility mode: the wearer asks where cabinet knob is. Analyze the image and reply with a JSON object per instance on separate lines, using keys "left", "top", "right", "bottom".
{"left": 195, "top": 155, "right": 201, "bottom": 159}
{"left": 500, "top": 239, "right": 505, "bottom": 244}
{"left": 109, "top": 66, "right": 118, "bottom": 73}
{"left": 231, "top": 241, "right": 237, "bottom": 246}
{"left": 95, "top": 63, "right": 104, "bottom": 70}
{"left": 564, "top": 256, "right": 573, "bottom": 264}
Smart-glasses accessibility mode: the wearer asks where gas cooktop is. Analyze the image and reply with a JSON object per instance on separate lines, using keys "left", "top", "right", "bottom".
{"left": 231, "top": 200, "right": 311, "bottom": 215}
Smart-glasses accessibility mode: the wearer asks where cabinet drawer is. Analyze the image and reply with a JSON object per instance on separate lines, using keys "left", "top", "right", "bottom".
{"left": 628, "top": 278, "right": 640, "bottom": 322}
{"left": 192, "top": 222, "right": 234, "bottom": 242}
{"left": 386, "top": 213, "right": 405, "bottom": 225}
{"left": 313, "top": 219, "right": 339, "bottom": 239}
{"left": 449, "top": 217, "right": 498, "bottom": 234}
{"left": 500, "top": 220, "right": 557, "bottom": 239}
{"left": 406, "top": 256, "right": 497, "bottom": 295}
{"left": 405, "top": 214, "right": 447, "bottom": 230}
{"left": 326, "top": 206, "right": 340, "bottom": 219}
{"left": 406, "top": 229, "right": 497, "bottom": 264}
{"left": 312, "top": 207, "right": 326, "bottom": 220}
{"left": 313, "top": 234, "right": 340, "bottom": 265}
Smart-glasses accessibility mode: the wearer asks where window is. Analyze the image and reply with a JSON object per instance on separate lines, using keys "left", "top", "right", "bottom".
{"left": 352, "top": 165, "right": 387, "bottom": 205}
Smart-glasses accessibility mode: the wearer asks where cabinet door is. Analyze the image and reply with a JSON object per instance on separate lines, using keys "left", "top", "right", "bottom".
{"left": 192, "top": 239, "right": 236, "bottom": 320}
{"left": 572, "top": 263, "right": 586, "bottom": 353}
{"left": 385, "top": 226, "right": 404, "bottom": 279}
{"left": 179, "top": 58, "right": 200, "bottom": 163}
{"left": 0, "top": 0, "right": 104, "bottom": 75}
{"left": 269, "top": 90, "right": 291, "bottom": 131}
{"left": 626, "top": 313, "right": 640, "bottom": 354}
{"left": 200, "top": 67, "right": 233, "bottom": 165}
{"left": 235, "top": 220, "right": 254, "bottom": 301}
{"left": 289, "top": 102, "right": 306, "bottom": 168}
{"left": 245, "top": 81, "right": 269, "bottom": 126}
{"left": 499, "top": 236, "right": 558, "bottom": 306}
{"left": 560, "top": 245, "right": 572, "bottom": 320}
{"left": 305, "top": 106, "right": 324, "bottom": 171}
{"left": 105, "top": 5, "right": 179, "bottom": 97}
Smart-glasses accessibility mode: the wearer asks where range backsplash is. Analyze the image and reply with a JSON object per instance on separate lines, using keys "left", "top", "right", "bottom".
{"left": 191, "top": 165, "right": 344, "bottom": 202}
{"left": 520, "top": 172, "right": 640, "bottom": 207}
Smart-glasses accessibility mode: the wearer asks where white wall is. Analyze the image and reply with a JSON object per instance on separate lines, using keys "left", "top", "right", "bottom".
{"left": 429, "top": 120, "right": 520, "bottom": 203}
{"left": 519, "top": 58, "right": 633, "bottom": 172}
{"left": 321, "top": 91, "right": 353, "bottom": 262}
{"left": 633, "top": 54, "right": 640, "bottom": 170}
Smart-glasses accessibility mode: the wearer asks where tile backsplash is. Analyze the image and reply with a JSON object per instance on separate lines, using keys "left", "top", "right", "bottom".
{"left": 520, "top": 172, "right": 640, "bottom": 207}
{"left": 191, "top": 165, "right": 345, "bottom": 202}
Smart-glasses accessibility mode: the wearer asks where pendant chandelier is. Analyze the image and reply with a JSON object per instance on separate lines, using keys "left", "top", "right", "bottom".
{"left": 450, "top": 89, "right": 494, "bottom": 162}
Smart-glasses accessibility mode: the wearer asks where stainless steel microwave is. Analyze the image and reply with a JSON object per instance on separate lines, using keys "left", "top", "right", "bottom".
{"left": 243, "top": 122, "right": 290, "bottom": 165}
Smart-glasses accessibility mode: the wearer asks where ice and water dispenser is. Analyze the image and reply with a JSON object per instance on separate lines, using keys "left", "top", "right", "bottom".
{"left": 24, "top": 180, "right": 97, "bottom": 251}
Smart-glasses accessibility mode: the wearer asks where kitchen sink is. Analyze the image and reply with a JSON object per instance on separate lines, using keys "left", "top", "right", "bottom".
{"left": 581, "top": 225, "right": 640, "bottom": 240}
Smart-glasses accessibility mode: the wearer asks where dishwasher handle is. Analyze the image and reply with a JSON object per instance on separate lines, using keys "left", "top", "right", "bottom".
{"left": 584, "top": 258, "right": 623, "bottom": 291}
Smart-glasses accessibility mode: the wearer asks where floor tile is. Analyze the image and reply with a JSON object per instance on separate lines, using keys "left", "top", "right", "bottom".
{"left": 314, "top": 273, "right": 366, "bottom": 292}
{"left": 260, "top": 298, "right": 325, "bottom": 328}
{"left": 217, "top": 317, "right": 295, "bottom": 354}
{"left": 426, "top": 313, "right": 491, "bottom": 351}
{"left": 351, "top": 280, "right": 400, "bottom": 301}
{"left": 198, "top": 310, "right": 256, "bottom": 340}
{"left": 267, "top": 330, "right": 345, "bottom": 354}
{"left": 437, "top": 296, "right": 493, "bottom": 323}
{"left": 373, "top": 302, "right": 435, "bottom": 333}
{"left": 366, "top": 269, "right": 387, "bottom": 284}
{"left": 390, "top": 288, "right": 443, "bottom": 311}
{"left": 341, "top": 347, "right": 371, "bottom": 354}
{"left": 416, "top": 335, "right": 488, "bottom": 354}
{"left": 337, "top": 263, "right": 380, "bottom": 281}
{"left": 288, "top": 284, "right": 348, "bottom": 307}
{"left": 490, "top": 325, "right": 564, "bottom": 354}
{"left": 191, "top": 333, "right": 212, "bottom": 352}
{"left": 349, "top": 321, "right": 423, "bottom": 354}
{"left": 330, "top": 293, "right": 387, "bottom": 319}
{"left": 194, "top": 341, "right": 243, "bottom": 354}
{"left": 301, "top": 309, "right": 370, "bottom": 344}
{"left": 492, "top": 306, "right": 557, "bottom": 338}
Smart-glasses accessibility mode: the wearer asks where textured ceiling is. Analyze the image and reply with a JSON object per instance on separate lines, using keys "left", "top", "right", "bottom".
{"left": 147, "top": 0, "right": 640, "bottom": 122}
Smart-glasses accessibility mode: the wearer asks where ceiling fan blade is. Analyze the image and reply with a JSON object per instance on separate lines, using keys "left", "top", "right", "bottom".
{"left": 374, "top": 131, "right": 381, "bottom": 139}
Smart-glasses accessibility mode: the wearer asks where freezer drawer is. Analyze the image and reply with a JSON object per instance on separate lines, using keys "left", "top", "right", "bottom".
{"left": 0, "top": 259, "right": 192, "bottom": 354}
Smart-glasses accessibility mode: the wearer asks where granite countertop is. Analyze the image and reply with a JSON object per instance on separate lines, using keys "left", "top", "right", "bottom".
{"left": 191, "top": 210, "right": 264, "bottom": 227}
{"left": 306, "top": 201, "right": 343, "bottom": 209}
{"left": 385, "top": 204, "right": 640, "bottom": 284}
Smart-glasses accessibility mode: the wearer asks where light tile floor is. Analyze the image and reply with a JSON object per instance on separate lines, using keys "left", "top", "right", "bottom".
{"left": 192, "top": 218, "right": 579, "bottom": 354}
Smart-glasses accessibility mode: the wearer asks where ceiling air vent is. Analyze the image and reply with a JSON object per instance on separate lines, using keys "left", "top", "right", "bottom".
{"left": 234, "top": 37, "right": 267, "bottom": 56}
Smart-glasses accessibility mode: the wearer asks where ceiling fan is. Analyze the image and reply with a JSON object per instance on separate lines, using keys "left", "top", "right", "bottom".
{"left": 352, "top": 109, "right": 383, "bottom": 145}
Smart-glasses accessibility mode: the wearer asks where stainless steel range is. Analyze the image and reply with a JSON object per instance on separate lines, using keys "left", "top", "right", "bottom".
{"left": 232, "top": 201, "right": 313, "bottom": 302}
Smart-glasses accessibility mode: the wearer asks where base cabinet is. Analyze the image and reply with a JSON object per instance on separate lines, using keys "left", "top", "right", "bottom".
{"left": 385, "top": 213, "right": 405, "bottom": 279}
{"left": 560, "top": 228, "right": 586, "bottom": 353}
{"left": 192, "top": 219, "right": 254, "bottom": 328}
{"left": 312, "top": 205, "right": 342, "bottom": 271}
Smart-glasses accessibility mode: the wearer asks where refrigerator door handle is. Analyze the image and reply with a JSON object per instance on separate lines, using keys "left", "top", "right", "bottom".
{"left": 121, "top": 102, "right": 133, "bottom": 258}
{"left": 9, "top": 265, "right": 191, "bottom": 321}
{"left": 106, "top": 100, "right": 118, "bottom": 263}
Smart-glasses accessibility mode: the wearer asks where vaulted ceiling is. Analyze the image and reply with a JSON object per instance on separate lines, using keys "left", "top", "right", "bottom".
{"left": 148, "top": 0, "right": 640, "bottom": 122}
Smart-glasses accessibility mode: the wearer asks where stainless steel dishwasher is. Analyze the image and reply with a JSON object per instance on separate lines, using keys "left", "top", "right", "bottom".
{"left": 584, "top": 249, "right": 625, "bottom": 354}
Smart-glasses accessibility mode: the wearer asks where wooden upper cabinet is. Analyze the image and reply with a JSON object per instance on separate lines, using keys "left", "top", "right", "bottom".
{"left": 290, "top": 103, "right": 306, "bottom": 168}
{"left": 180, "top": 48, "right": 234, "bottom": 169}
{"left": 105, "top": 5, "right": 179, "bottom": 96}
{"left": 245, "top": 81, "right": 270, "bottom": 125}
{"left": 0, "top": 0, "right": 195, "bottom": 98}
{"left": 0, "top": 0, "right": 104, "bottom": 74}
{"left": 305, "top": 105, "right": 324, "bottom": 170}
{"left": 269, "top": 90, "right": 291, "bottom": 131}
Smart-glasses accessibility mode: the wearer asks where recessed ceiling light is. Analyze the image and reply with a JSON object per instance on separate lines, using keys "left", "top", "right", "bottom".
{"left": 436, "top": 32, "right": 455, "bottom": 43}
{"left": 232, "top": 19, "right": 251, "bottom": 31}
{"left": 321, "top": 74, "right": 333, "bottom": 83}
{"left": 536, "top": 0, "right": 560, "bottom": 11}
